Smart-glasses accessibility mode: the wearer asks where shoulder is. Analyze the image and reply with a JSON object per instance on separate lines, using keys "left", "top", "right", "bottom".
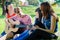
{"left": 51, "top": 15, "right": 56, "bottom": 21}
{"left": 24, "top": 15, "right": 31, "bottom": 21}
{"left": 52, "top": 13, "right": 59, "bottom": 21}
{"left": 25, "top": 15, "right": 31, "bottom": 18}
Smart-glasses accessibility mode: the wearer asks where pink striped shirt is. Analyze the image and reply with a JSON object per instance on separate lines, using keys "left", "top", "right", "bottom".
{"left": 11, "top": 15, "right": 31, "bottom": 25}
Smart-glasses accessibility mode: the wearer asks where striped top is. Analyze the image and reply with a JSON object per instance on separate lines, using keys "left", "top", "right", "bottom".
{"left": 11, "top": 14, "right": 31, "bottom": 25}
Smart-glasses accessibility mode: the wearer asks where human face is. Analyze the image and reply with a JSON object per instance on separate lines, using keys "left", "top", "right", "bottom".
{"left": 8, "top": 4, "right": 14, "bottom": 15}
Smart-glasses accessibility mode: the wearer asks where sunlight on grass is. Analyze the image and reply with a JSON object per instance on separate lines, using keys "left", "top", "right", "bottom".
{"left": 0, "top": 6, "right": 2, "bottom": 16}
{"left": 21, "top": 6, "right": 37, "bottom": 17}
{"left": 0, "top": 18, "right": 5, "bottom": 34}
{"left": 52, "top": 7, "right": 60, "bottom": 14}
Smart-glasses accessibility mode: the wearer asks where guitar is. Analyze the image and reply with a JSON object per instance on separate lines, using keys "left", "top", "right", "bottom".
{"left": 5, "top": 24, "right": 18, "bottom": 34}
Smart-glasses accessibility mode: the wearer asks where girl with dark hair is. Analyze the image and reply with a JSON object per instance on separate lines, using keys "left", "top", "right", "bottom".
{"left": 26, "top": 2, "right": 58, "bottom": 40}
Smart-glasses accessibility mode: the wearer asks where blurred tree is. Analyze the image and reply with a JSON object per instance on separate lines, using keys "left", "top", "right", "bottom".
{"left": 1, "top": 0, "right": 11, "bottom": 15}
{"left": 0, "top": 0, "right": 2, "bottom": 6}
{"left": 39, "top": 0, "right": 43, "bottom": 2}
{"left": 15, "top": 0, "right": 19, "bottom": 7}
{"left": 27, "top": 0, "right": 39, "bottom": 6}
{"left": 0, "top": 0, "right": 2, "bottom": 3}
{"left": 52, "top": 0, "right": 60, "bottom": 6}
{"left": 2, "top": 0, "right": 10, "bottom": 15}
{"left": 1, "top": 0, "right": 5, "bottom": 15}
{"left": 11, "top": 0, "right": 20, "bottom": 7}
{"left": 0, "top": 0, "right": 11, "bottom": 15}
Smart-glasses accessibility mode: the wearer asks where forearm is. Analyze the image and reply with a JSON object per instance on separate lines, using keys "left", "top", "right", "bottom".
{"left": 36, "top": 26, "right": 54, "bottom": 33}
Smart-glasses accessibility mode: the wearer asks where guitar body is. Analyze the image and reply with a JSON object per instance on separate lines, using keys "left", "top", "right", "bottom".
{"left": 5, "top": 24, "right": 18, "bottom": 34}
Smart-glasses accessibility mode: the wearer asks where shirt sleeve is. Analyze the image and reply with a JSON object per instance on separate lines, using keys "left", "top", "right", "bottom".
{"left": 27, "top": 16, "right": 31, "bottom": 25}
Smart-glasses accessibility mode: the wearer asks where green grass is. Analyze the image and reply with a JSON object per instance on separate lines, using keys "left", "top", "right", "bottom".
{"left": 0, "top": 6, "right": 2, "bottom": 16}
{"left": 0, "top": 5, "right": 60, "bottom": 39}
{"left": 52, "top": 7, "right": 60, "bottom": 14}
{"left": 0, "top": 18, "right": 5, "bottom": 33}
{"left": 0, "top": 6, "right": 5, "bottom": 34}
{"left": 20, "top": 6, "right": 37, "bottom": 17}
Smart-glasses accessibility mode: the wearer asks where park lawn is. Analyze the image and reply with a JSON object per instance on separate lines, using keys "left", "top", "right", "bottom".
{"left": 52, "top": 7, "right": 60, "bottom": 14}
{"left": 0, "top": 6, "right": 2, "bottom": 16}
{"left": 0, "top": 18, "right": 5, "bottom": 33}
{"left": 0, "top": 6, "right": 60, "bottom": 39}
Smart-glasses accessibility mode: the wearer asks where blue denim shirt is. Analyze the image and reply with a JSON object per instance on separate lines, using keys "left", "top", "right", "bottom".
{"left": 42, "top": 15, "right": 58, "bottom": 32}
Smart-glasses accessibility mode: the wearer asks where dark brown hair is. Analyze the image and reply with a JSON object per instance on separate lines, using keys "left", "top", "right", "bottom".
{"left": 14, "top": 7, "right": 21, "bottom": 15}
{"left": 40, "top": 2, "right": 59, "bottom": 21}
{"left": 14, "top": 7, "right": 20, "bottom": 13}
{"left": 41, "top": 2, "right": 53, "bottom": 19}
